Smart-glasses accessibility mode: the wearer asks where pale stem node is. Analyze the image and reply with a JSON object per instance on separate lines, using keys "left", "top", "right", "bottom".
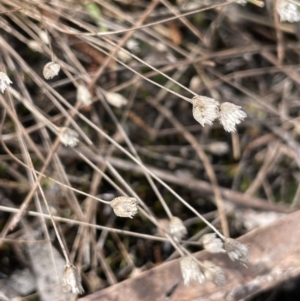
{"left": 58, "top": 127, "right": 79, "bottom": 147}
{"left": 200, "top": 233, "right": 226, "bottom": 253}
{"left": 62, "top": 263, "right": 84, "bottom": 295}
{"left": 110, "top": 196, "right": 138, "bottom": 218}
{"left": 169, "top": 216, "right": 187, "bottom": 242}
{"left": 43, "top": 61, "right": 60, "bottom": 80}
{"left": 0, "top": 72, "right": 12, "bottom": 93}
{"left": 192, "top": 95, "right": 219, "bottom": 127}
{"left": 180, "top": 256, "right": 205, "bottom": 285}
{"left": 218, "top": 102, "right": 247, "bottom": 133}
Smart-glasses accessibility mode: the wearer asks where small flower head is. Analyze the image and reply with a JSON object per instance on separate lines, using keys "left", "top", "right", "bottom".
{"left": 218, "top": 102, "right": 247, "bottom": 132}
{"left": 192, "top": 95, "right": 219, "bottom": 127}
{"left": 180, "top": 256, "right": 205, "bottom": 285}
{"left": 77, "top": 84, "right": 92, "bottom": 106}
{"left": 200, "top": 233, "right": 225, "bottom": 253}
{"left": 105, "top": 91, "right": 128, "bottom": 108}
{"left": 58, "top": 127, "right": 79, "bottom": 147}
{"left": 169, "top": 216, "right": 187, "bottom": 242}
{"left": 276, "top": 0, "right": 300, "bottom": 23}
{"left": 43, "top": 62, "right": 60, "bottom": 80}
{"left": 62, "top": 264, "right": 84, "bottom": 295}
{"left": 0, "top": 72, "right": 12, "bottom": 93}
{"left": 110, "top": 196, "right": 138, "bottom": 218}
{"left": 201, "top": 260, "right": 226, "bottom": 286}
{"left": 224, "top": 238, "right": 249, "bottom": 265}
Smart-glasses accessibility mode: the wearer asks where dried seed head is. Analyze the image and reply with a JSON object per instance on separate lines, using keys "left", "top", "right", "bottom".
{"left": 110, "top": 196, "right": 138, "bottom": 218}
{"left": 156, "top": 218, "right": 170, "bottom": 237}
{"left": 43, "top": 62, "right": 60, "bottom": 80}
{"left": 126, "top": 39, "right": 140, "bottom": 53}
{"left": 39, "top": 30, "right": 49, "bottom": 44}
{"left": 224, "top": 238, "right": 249, "bottom": 265}
{"left": 206, "top": 141, "right": 229, "bottom": 156}
{"left": 105, "top": 91, "right": 128, "bottom": 108}
{"left": 58, "top": 127, "right": 79, "bottom": 147}
{"left": 0, "top": 72, "right": 12, "bottom": 93}
{"left": 200, "top": 233, "right": 225, "bottom": 253}
{"left": 192, "top": 95, "right": 219, "bottom": 127}
{"left": 189, "top": 75, "right": 201, "bottom": 92}
{"left": 276, "top": 0, "right": 300, "bottom": 23}
{"left": 117, "top": 49, "right": 132, "bottom": 62}
{"left": 201, "top": 260, "right": 226, "bottom": 286}
{"left": 28, "top": 40, "right": 43, "bottom": 52}
{"left": 62, "top": 264, "right": 84, "bottom": 295}
{"left": 169, "top": 216, "right": 187, "bottom": 242}
{"left": 218, "top": 102, "right": 247, "bottom": 132}
{"left": 77, "top": 85, "right": 92, "bottom": 106}
{"left": 180, "top": 256, "right": 205, "bottom": 285}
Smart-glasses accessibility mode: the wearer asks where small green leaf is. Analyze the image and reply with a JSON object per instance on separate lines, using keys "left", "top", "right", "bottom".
{"left": 85, "top": 3, "right": 102, "bottom": 20}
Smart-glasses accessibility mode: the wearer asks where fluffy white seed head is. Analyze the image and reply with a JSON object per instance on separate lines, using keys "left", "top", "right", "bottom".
{"left": 224, "top": 238, "right": 249, "bottom": 265}
{"left": 200, "top": 233, "right": 225, "bottom": 253}
{"left": 180, "top": 256, "right": 205, "bottom": 285}
{"left": 192, "top": 95, "right": 219, "bottom": 127}
{"left": 201, "top": 260, "right": 226, "bottom": 286}
{"left": 43, "top": 62, "right": 60, "bottom": 80}
{"left": 105, "top": 91, "right": 128, "bottom": 108}
{"left": 110, "top": 196, "right": 138, "bottom": 218}
{"left": 169, "top": 216, "right": 187, "bottom": 242}
{"left": 276, "top": 0, "right": 300, "bottom": 23}
{"left": 58, "top": 127, "right": 79, "bottom": 147}
{"left": 77, "top": 85, "right": 92, "bottom": 106}
{"left": 0, "top": 72, "right": 12, "bottom": 93}
{"left": 62, "top": 264, "right": 84, "bottom": 295}
{"left": 218, "top": 102, "right": 247, "bottom": 132}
